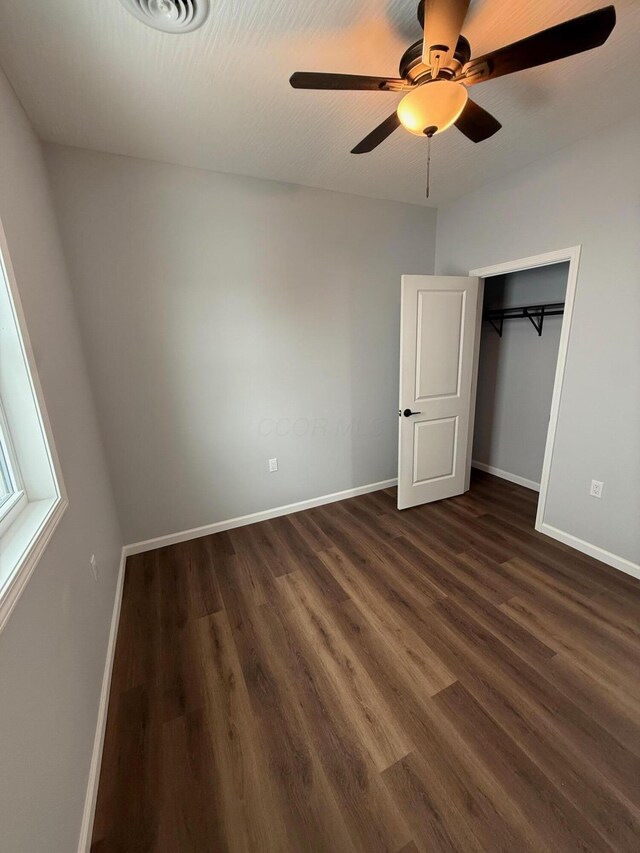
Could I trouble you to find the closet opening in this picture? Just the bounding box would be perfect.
[469,248,580,533]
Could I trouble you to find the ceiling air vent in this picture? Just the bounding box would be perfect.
[119,0,210,33]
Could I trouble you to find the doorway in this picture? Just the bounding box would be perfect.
[470,247,581,532]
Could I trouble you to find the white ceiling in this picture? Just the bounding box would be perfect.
[0,0,638,206]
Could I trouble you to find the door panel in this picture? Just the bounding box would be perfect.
[415,290,464,399]
[413,416,457,483]
[398,275,481,510]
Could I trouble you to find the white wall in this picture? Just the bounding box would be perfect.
[473,264,568,485]
[0,71,122,851]
[437,117,640,567]
[44,145,437,545]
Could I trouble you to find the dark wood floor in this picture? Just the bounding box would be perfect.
[92,472,640,852]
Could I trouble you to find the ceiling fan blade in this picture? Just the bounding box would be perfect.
[455,98,502,142]
[289,72,409,92]
[351,113,401,154]
[460,5,616,85]
[421,0,471,73]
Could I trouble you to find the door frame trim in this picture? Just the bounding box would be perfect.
[470,245,581,533]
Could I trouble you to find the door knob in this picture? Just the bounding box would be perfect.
[402,409,422,417]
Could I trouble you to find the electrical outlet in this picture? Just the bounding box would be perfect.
[590,480,604,499]
[268,457,278,473]
[90,554,99,582]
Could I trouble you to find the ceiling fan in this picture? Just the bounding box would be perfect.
[289,2,617,154]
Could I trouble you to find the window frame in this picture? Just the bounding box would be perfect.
[0,218,67,631]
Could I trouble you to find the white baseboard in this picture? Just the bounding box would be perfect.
[539,523,640,582]
[77,548,127,853]
[471,460,540,493]
[124,478,398,557]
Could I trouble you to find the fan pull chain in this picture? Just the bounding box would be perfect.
[425,131,433,199]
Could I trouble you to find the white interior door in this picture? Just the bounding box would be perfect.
[397,274,482,510]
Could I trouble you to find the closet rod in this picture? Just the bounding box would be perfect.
[484,302,565,338]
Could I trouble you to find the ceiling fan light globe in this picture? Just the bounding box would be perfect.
[397,81,468,136]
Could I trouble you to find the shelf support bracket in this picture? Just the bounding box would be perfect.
[488,316,503,337]
[524,307,544,336]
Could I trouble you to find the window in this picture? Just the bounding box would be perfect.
[0,219,66,630]
[0,400,27,536]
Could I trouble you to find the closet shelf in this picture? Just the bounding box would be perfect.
[484,302,565,338]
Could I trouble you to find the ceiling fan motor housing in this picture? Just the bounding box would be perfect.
[400,35,472,83]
